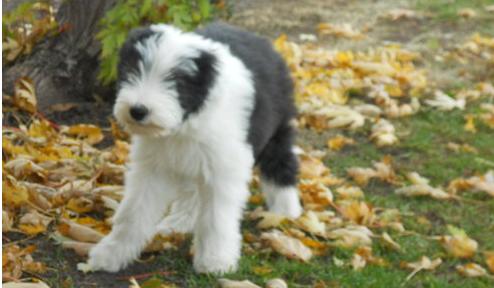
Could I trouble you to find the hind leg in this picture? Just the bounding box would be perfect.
[258,124,302,218]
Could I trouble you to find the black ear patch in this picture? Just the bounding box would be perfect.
[174,51,218,119]
[117,27,157,85]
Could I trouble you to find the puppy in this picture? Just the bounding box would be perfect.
[87,22,303,274]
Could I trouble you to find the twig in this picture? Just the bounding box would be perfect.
[117,270,175,281]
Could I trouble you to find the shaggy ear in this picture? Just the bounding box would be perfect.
[117,27,156,85]
[175,50,218,119]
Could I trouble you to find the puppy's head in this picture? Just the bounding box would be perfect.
[114,25,218,137]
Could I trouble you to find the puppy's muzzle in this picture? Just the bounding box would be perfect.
[129,105,149,122]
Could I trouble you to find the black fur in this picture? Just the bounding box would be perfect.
[196,23,298,187]
[173,51,218,119]
[117,27,156,85]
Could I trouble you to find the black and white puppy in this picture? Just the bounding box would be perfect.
[87,22,302,274]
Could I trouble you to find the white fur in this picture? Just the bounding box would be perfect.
[88,25,301,274]
[261,178,303,218]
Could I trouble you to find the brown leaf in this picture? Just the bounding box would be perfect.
[58,219,104,243]
[13,77,37,114]
[62,240,95,257]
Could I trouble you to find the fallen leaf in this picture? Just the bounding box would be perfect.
[58,219,104,243]
[266,278,288,288]
[484,251,494,273]
[383,8,421,20]
[61,240,95,256]
[335,185,364,199]
[3,281,50,288]
[339,200,374,225]
[18,210,52,235]
[425,90,465,111]
[261,230,313,261]
[317,23,366,40]
[296,210,326,235]
[218,279,261,288]
[13,77,37,114]
[62,124,104,145]
[440,225,478,258]
[458,8,476,18]
[370,119,398,146]
[401,256,442,282]
[327,225,373,248]
[456,263,488,277]
[3,210,13,232]
[255,211,287,229]
[464,115,477,133]
[327,135,355,151]
[381,232,401,251]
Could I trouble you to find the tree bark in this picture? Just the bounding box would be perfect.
[3,0,117,110]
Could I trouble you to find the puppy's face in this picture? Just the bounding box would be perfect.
[114,25,217,137]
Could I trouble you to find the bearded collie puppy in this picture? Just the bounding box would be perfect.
[87,22,302,274]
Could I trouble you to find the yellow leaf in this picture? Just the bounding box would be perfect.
[327,135,355,151]
[261,230,313,261]
[252,266,272,276]
[18,210,52,235]
[464,115,477,133]
[299,154,330,179]
[339,200,374,225]
[13,77,37,114]
[327,225,373,248]
[58,219,104,243]
[67,197,94,214]
[484,251,494,273]
[63,124,104,145]
[440,226,478,258]
[296,210,326,235]
[3,176,29,207]
[456,263,488,277]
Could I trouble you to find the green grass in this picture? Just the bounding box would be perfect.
[415,0,494,20]
[106,102,494,287]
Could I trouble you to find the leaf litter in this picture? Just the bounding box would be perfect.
[3,14,494,287]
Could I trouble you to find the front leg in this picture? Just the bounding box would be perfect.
[193,178,250,274]
[87,167,177,272]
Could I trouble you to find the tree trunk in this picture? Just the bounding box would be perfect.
[3,0,117,111]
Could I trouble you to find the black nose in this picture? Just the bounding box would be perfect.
[129,105,149,121]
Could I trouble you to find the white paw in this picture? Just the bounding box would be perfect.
[193,254,239,274]
[87,240,134,272]
[269,189,303,219]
